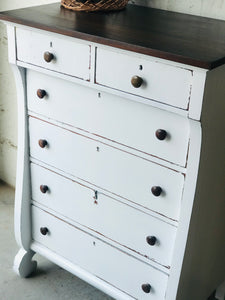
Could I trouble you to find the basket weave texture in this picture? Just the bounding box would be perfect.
[61,0,129,12]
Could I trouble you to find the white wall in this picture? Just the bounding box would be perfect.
[0,22,17,186]
[131,0,225,20]
[0,0,225,186]
[0,0,59,11]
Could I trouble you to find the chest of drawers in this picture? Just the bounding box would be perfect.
[0,4,225,300]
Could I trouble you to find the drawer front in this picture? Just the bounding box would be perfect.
[27,70,190,167]
[96,48,193,109]
[16,28,90,80]
[31,163,177,267]
[29,117,184,221]
[32,206,168,300]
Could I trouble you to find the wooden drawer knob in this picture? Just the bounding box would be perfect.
[38,139,48,148]
[155,129,167,140]
[40,227,49,235]
[37,89,47,99]
[40,185,49,193]
[151,186,162,197]
[44,51,54,63]
[146,236,157,246]
[141,283,151,293]
[131,75,143,88]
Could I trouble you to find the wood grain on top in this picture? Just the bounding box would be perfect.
[1,3,225,69]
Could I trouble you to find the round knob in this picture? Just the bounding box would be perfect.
[141,283,151,293]
[146,236,157,246]
[40,185,49,194]
[37,89,47,99]
[131,75,143,88]
[155,129,167,141]
[151,186,162,197]
[40,227,49,235]
[44,51,54,63]
[38,139,48,148]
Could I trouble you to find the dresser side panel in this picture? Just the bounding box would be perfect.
[176,64,225,300]
[12,65,32,250]
[188,69,207,120]
[166,119,202,300]
[6,24,16,64]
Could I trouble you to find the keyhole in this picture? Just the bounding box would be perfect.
[93,190,98,200]
[139,65,143,70]
[93,190,98,204]
[50,42,53,47]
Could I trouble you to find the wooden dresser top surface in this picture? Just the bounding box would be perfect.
[1,3,225,69]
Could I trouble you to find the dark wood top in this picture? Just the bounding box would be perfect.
[1,3,225,69]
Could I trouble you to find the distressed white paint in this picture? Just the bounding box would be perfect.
[31,241,136,300]
[31,156,180,232]
[96,47,193,110]
[27,69,190,167]
[28,116,185,222]
[130,0,225,20]
[16,38,190,119]
[16,28,91,80]
[30,163,177,268]
[31,206,169,300]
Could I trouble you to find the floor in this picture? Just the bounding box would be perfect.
[0,181,223,300]
[0,181,112,300]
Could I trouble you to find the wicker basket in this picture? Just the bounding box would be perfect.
[61,0,129,12]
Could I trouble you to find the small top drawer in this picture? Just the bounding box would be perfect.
[16,28,90,80]
[95,48,193,109]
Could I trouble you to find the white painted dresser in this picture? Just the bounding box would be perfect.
[0,4,225,300]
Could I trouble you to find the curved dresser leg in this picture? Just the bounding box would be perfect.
[14,248,37,278]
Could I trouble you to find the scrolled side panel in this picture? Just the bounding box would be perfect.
[11,64,32,250]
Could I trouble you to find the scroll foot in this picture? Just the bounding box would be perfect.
[13,248,37,278]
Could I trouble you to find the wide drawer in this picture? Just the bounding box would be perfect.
[16,28,90,80]
[96,47,193,110]
[29,117,184,221]
[27,69,190,167]
[31,163,177,268]
[32,206,168,300]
